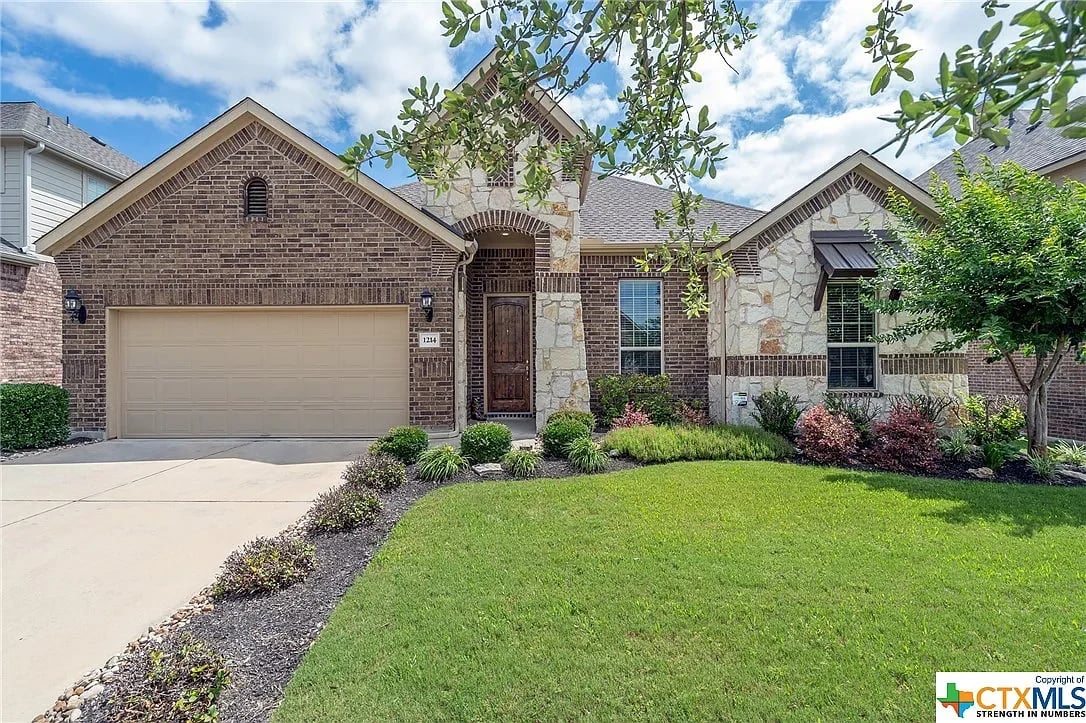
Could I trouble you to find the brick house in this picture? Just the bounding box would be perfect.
[1,102,139,385]
[29,57,1081,440]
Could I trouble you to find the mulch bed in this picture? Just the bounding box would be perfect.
[57,456,641,723]
[1,437,99,462]
[790,455,1086,486]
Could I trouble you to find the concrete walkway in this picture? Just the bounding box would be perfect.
[1,438,369,722]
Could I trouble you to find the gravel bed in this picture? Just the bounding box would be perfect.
[54,456,642,723]
[2,437,99,462]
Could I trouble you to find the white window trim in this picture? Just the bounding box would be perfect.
[1,145,5,194]
[825,280,878,391]
[618,279,664,375]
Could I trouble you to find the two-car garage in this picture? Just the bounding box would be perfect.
[110,307,409,438]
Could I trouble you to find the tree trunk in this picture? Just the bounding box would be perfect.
[1025,382,1048,458]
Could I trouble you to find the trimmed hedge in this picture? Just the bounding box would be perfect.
[372,426,429,464]
[460,421,512,463]
[541,418,592,458]
[0,383,70,450]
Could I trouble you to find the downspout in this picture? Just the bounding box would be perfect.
[24,141,45,251]
[428,239,477,440]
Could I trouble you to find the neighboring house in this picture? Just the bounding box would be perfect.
[916,101,1086,442]
[35,53,968,439]
[1,102,140,384]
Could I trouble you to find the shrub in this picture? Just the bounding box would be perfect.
[305,485,381,534]
[1028,453,1059,482]
[751,387,802,440]
[371,426,428,464]
[954,394,1025,445]
[938,429,977,461]
[595,373,676,425]
[121,633,229,723]
[0,383,70,450]
[417,445,467,482]
[823,393,878,445]
[610,402,653,430]
[546,409,596,432]
[567,436,609,473]
[795,405,860,465]
[675,400,710,426]
[863,405,940,473]
[601,424,794,463]
[501,449,542,478]
[342,453,407,491]
[212,534,315,599]
[459,421,513,463]
[981,441,1019,472]
[1051,440,1086,467]
[541,418,592,457]
[896,393,956,426]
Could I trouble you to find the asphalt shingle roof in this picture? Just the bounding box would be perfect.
[916,98,1086,194]
[0,101,141,178]
[394,175,764,244]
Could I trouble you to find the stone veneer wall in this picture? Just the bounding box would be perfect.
[1,260,62,384]
[421,141,590,428]
[580,254,709,410]
[723,184,968,425]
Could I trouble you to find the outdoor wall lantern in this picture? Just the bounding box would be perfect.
[888,288,902,301]
[420,289,434,322]
[64,289,87,324]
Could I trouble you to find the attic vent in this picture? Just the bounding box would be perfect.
[245,178,268,217]
[89,136,107,146]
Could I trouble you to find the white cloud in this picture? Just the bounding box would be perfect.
[1,0,461,141]
[560,83,619,127]
[3,55,190,124]
[701,101,955,209]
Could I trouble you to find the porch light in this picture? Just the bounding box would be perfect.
[64,289,87,324]
[420,289,434,322]
[888,288,902,301]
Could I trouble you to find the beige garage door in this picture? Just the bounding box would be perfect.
[114,307,409,438]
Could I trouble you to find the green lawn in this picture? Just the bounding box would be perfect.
[275,462,1086,722]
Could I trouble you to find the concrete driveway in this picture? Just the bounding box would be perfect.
[1,438,368,722]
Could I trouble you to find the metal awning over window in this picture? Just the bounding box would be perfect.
[812,231,890,310]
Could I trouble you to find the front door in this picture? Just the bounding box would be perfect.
[486,296,531,413]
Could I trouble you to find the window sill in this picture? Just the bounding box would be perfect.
[244,215,268,223]
[825,389,883,398]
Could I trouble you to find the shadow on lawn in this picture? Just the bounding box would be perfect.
[824,471,1086,538]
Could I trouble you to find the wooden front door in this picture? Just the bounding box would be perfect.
[486,296,531,412]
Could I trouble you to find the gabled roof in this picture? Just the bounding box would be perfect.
[916,98,1086,195]
[431,47,583,141]
[393,174,764,248]
[37,98,467,257]
[0,101,141,179]
[719,150,939,254]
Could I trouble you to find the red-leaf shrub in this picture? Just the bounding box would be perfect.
[676,400,710,426]
[795,405,859,464]
[864,404,940,472]
[610,402,653,430]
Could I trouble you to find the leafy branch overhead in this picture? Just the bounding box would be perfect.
[339,0,757,317]
[865,0,1086,154]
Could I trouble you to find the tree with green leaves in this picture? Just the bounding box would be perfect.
[867,159,1086,457]
[865,0,1086,154]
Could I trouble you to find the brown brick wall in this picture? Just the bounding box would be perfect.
[967,343,1086,442]
[465,247,534,414]
[580,254,708,406]
[1,261,62,385]
[54,121,458,433]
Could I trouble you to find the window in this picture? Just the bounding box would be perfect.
[619,279,662,376]
[84,175,110,204]
[826,282,876,389]
[245,178,268,217]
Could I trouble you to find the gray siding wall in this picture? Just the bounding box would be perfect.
[29,151,83,243]
[0,141,25,244]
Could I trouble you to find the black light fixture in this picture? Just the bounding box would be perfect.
[888,288,902,301]
[420,288,434,322]
[64,289,87,324]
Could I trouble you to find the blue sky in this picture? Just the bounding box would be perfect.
[0,1,1030,209]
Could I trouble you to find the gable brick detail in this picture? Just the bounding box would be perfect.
[56,123,458,433]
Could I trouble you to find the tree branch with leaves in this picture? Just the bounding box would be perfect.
[865,158,1086,456]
